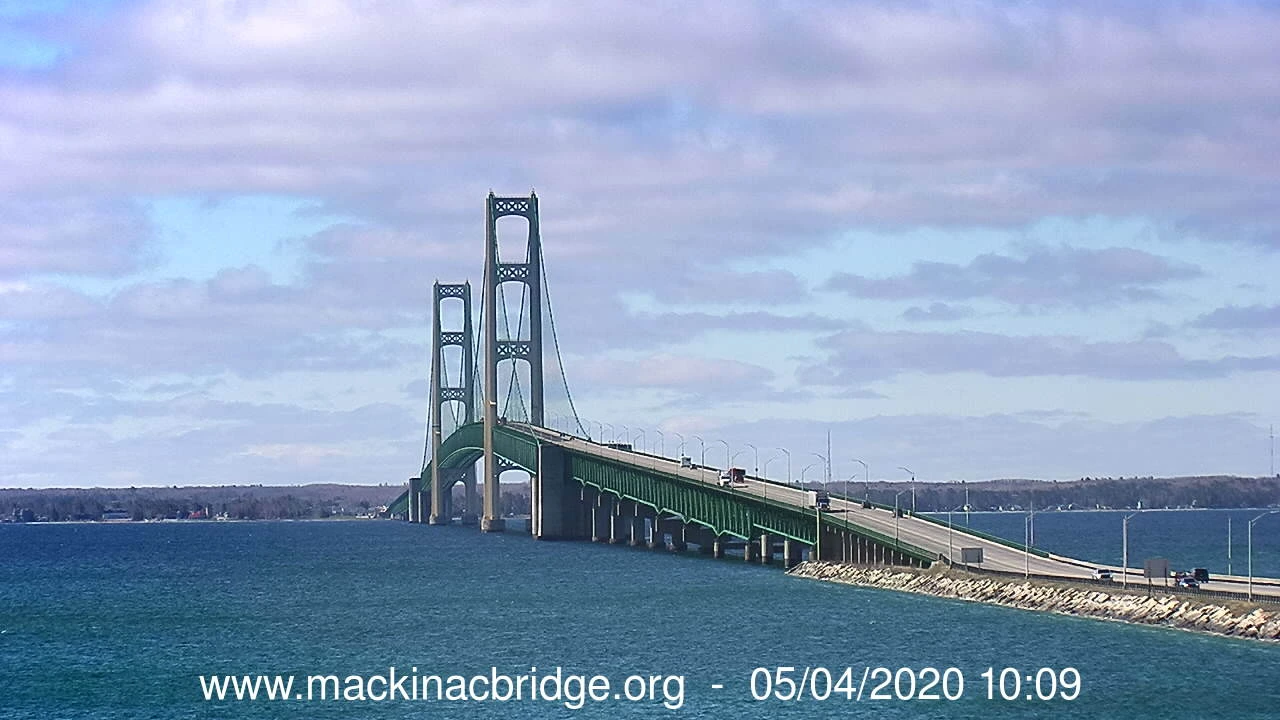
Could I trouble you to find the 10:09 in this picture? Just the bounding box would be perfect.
[979,667,1081,701]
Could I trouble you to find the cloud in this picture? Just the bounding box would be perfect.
[826,246,1201,308]
[802,328,1280,384]
[0,0,1277,245]
[901,302,973,323]
[1193,304,1280,331]
[700,412,1271,481]
[0,195,153,277]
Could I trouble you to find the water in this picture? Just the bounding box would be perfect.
[2,515,1278,719]
[927,508,1280,577]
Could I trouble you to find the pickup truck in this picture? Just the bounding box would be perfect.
[718,467,748,487]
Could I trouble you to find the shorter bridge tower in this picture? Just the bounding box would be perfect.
[429,281,477,525]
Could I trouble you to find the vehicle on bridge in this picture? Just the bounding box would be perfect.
[718,468,747,487]
[1092,568,1113,581]
[680,456,692,468]
[811,490,831,511]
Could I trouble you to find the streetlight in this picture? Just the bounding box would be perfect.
[763,452,781,479]
[1249,511,1280,601]
[800,462,819,485]
[893,490,909,546]
[1122,512,1140,590]
[672,432,685,459]
[745,443,759,477]
[602,423,614,444]
[810,452,830,496]
[654,428,664,457]
[620,425,629,449]
[713,439,730,470]
[633,428,645,453]
[852,458,869,502]
[946,504,966,565]
[591,420,603,443]
[693,435,706,465]
[775,447,791,486]
[1024,513,1032,579]
[898,466,916,514]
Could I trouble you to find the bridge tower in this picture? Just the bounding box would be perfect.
[428,281,476,525]
[482,192,544,532]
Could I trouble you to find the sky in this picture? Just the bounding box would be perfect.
[2,0,1280,489]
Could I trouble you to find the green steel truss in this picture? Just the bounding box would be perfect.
[400,423,934,564]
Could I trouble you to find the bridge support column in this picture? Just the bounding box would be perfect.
[759,533,773,565]
[783,539,799,569]
[533,444,586,540]
[459,468,478,525]
[591,492,611,542]
[712,536,725,559]
[671,522,688,553]
[629,516,645,547]
[649,517,666,550]
[744,538,759,563]
[609,500,629,544]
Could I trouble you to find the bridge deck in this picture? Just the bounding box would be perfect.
[515,423,1280,598]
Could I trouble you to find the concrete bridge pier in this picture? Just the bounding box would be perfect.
[670,521,689,553]
[759,533,773,565]
[609,499,630,544]
[712,536,726,559]
[694,527,714,554]
[648,516,666,550]
[459,468,478,525]
[743,539,759,563]
[628,510,646,547]
[783,539,800,568]
[591,492,612,542]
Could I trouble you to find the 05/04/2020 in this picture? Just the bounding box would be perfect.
[748,666,1081,702]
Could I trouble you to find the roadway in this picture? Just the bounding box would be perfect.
[514,423,1280,598]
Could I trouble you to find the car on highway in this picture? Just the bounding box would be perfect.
[1092,568,1113,581]
[1176,577,1200,589]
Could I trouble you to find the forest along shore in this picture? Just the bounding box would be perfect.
[788,562,1280,642]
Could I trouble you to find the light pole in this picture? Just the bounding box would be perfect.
[602,423,614,444]
[633,428,645,453]
[764,452,781,479]
[1122,512,1139,590]
[592,420,603,443]
[744,443,759,477]
[853,458,869,502]
[1024,513,1032,579]
[893,490,908,546]
[898,466,915,514]
[672,432,685,459]
[620,425,629,448]
[1249,510,1280,601]
[694,435,706,465]
[775,447,791,486]
[713,439,730,470]
[946,504,966,565]
[811,452,830,496]
[800,462,818,486]
[654,428,664,457]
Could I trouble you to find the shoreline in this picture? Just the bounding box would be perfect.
[787,561,1280,642]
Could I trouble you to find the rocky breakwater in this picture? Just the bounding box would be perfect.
[788,562,1280,641]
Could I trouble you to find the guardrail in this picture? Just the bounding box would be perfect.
[950,563,1280,605]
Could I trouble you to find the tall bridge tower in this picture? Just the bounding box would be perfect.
[482,192,544,532]
[428,281,476,525]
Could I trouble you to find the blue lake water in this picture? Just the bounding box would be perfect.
[1,512,1278,719]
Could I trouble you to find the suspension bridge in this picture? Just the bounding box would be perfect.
[385,192,1280,594]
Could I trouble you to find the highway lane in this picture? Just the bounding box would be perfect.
[514,424,1280,597]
